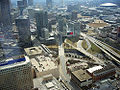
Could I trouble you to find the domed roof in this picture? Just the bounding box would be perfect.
[100,3,117,7]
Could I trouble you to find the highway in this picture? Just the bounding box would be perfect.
[85,38,91,51]
[65,39,105,65]
[80,33,120,65]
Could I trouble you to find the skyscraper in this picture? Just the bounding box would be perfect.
[35,9,48,37]
[58,16,67,35]
[15,16,32,48]
[67,22,75,36]
[0,56,33,90]
[0,0,11,27]
[23,0,27,7]
[61,0,64,7]
[28,0,33,6]
[17,0,25,15]
[41,28,49,39]
[46,0,52,9]
[71,11,78,20]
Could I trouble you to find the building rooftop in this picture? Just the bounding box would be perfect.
[0,56,30,70]
[88,20,109,28]
[33,74,65,90]
[68,62,88,72]
[24,46,42,56]
[100,3,117,7]
[16,15,29,19]
[31,57,57,72]
[87,66,103,74]
[72,69,92,82]
[94,65,115,75]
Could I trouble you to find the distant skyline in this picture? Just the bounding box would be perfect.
[11,0,120,6]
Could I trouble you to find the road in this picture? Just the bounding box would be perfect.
[80,33,120,64]
[85,38,91,51]
[65,39,105,65]
[77,40,83,49]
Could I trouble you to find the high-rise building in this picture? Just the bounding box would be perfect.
[27,8,35,19]
[46,0,52,9]
[0,56,33,90]
[15,15,32,48]
[23,0,27,7]
[58,16,67,35]
[17,0,25,15]
[41,28,49,39]
[35,9,48,37]
[61,0,64,7]
[67,22,75,36]
[0,0,11,27]
[28,0,33,6]
[71,11,78,20]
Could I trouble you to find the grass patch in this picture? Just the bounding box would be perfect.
[47,44,75,49]
[66,39,77,47]
[47,45,58,49]
[63,43,74,49]
[68,36,79,43]
[82,40,88,50]
[87,41,102,54]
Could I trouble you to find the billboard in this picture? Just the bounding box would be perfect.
[0,35,4,41]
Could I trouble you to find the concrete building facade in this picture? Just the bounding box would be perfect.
[46,0,52,10]
[41,28,49,39]
[87,65,116,81]
[71,69,92,87]
[35,10,48,38]
[0,0,11,27]
[25,46,59,78]
[0,56,33,90]
[15,15,32,48]
[28,0,33,6]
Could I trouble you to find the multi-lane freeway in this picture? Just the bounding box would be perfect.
[80,33,120,65]
[65,39,105,65]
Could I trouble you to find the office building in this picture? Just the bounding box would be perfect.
[23,0,27,7]
[74,21,81,35]
[17,0,25,15]
[33,74,65,90]
[35,9,48,37]
[48,18,57,32]
[17,0,28,15]
[27,7,35,19]
[0,0,11,26]
[71,69,92,87]
[24,46,59,78]
[61,0,64,7]
[46,0,52,9]
[28,0,33,6]
[87,65,116,81]
[0,56,33,90]
[58,16,67,35]
[41,28,49,39]
[15,15,32,48]
[67,22,75,36]
[71,11,78,20]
